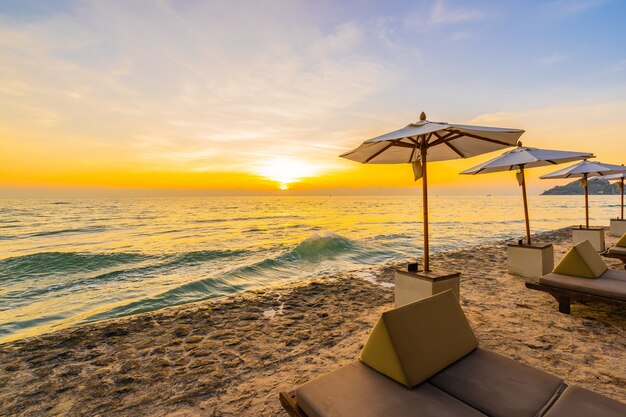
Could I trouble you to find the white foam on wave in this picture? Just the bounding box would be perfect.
[355,271,394,288]
[262,309,276,318]
[263,295,285,319]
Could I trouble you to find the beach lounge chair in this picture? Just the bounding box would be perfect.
[603,232,626,267]
[279,290,625,417]
[525,240,626,314]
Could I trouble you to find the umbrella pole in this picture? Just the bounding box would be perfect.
[584,175,589,228]
[421,146,430,272]
[620,177,624,220]
[520,166,531,245]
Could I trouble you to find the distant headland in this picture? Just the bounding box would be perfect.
[542,179,619,195]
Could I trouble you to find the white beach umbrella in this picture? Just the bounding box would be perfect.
[340,112,524,271]
[590,171,626,220]
[461,144,592,245]
[540,161,626,228]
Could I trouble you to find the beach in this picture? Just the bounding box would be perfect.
[4,2,626,416]
[1,227,625,416]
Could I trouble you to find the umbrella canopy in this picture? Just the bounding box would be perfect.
[540,160,626,179]
[341,117,525,165]
[590,171,626,220]
[541,161,626,227]
[340,112,525,271]
[461,145,592,245]
[460,146,592,175]
[590,172,626,181]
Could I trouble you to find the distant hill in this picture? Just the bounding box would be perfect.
[542,179,619,195]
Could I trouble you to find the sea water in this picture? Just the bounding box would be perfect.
[0,195,621,342]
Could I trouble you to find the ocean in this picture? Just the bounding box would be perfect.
[0,195,621,343]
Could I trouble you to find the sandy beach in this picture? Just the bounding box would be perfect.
[1,227,624,417]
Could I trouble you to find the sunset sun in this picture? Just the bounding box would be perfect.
[256,157,320,189]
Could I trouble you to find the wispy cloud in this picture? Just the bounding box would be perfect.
[0,1,398,179]
[321,22,362,53]
[543,0,612,16]
[604,59,626,73]
[448,31,472,41]
[399,0,490,39]
[469,101,626,158]
[1,0,625,193]
[429,0,487,24]
[537,52,567,66]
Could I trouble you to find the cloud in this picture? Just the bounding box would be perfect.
[371,16,421,57]
[0,1,398,181]
[468,101,626,162]
[2,0,623,194]
[604,59,626,74]
[543,0,612,16]
[448,31,472,41]
[537,52,567,66]
[322,22,362,53]
[399,0,490,37]
[429,0,487,24]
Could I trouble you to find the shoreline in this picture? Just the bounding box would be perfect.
[1,227,625,416]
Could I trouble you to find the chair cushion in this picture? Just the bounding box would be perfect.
[576,240,608,276]
[429,348,564,417]
[295,361,488,417]
[553,240,607,278]
[607,246,626,256]
[543,386,626,417]
[539,271,626,301]
[359,290,478,388]
[616,232,626,247]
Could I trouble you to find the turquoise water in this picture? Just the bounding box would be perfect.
[0,195,621,342]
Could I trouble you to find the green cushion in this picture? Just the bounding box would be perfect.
[616,232,626,248]
[360,290,478,388]
[553,240,607,279]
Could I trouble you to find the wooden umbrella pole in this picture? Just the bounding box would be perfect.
[421,145,430,272]
[620,177,624,220]
[520,166,531,245]
[584,175,589,228]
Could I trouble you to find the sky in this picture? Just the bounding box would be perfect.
[1,0,625,197]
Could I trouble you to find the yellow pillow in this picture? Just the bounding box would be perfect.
[553,240,607,279]
[616,232,626,248]
[360,290,478,388]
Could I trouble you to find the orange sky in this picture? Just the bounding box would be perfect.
[1,1,625,197]
[2,101,625,196]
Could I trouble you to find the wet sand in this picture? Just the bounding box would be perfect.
[1,228,624,416]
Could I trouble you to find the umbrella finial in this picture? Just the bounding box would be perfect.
[516,140,523,147]
[419,112,427,121]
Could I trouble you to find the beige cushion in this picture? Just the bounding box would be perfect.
[616,232,626,248]
[429,348,564,417]
[540,270,626,301]
[576,240,608,277]
[607,246,626,256]
[360,290,478,388]
[553,240,607,279]
[543,386,626,417]
[295,361,488,417]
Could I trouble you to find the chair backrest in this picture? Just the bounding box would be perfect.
[553,240,607,279]
[360,290,478,388]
